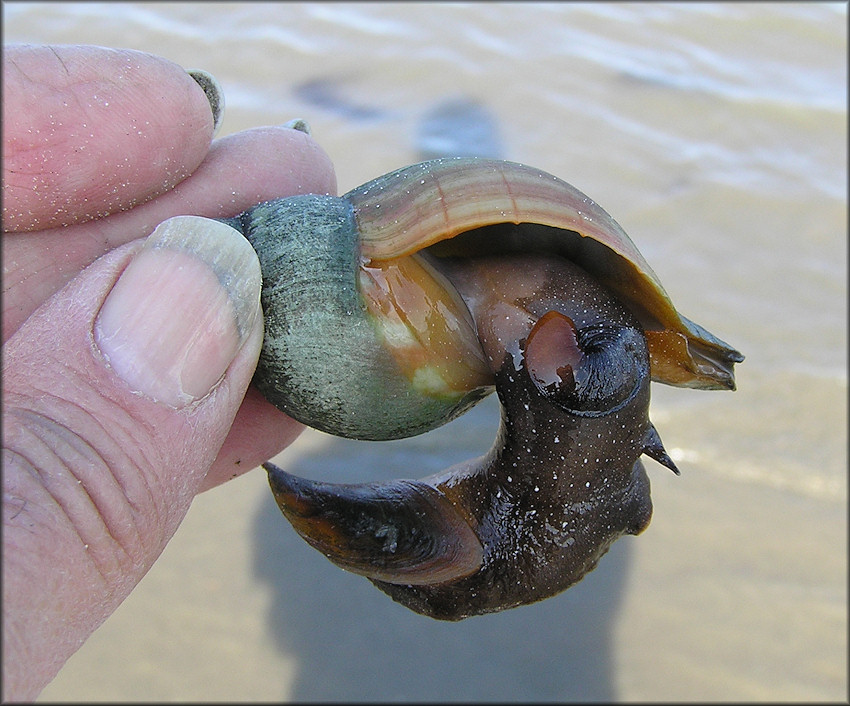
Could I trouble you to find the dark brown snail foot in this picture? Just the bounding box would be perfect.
[264,253,681,620]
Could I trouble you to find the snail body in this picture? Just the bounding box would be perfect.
[222,157,743,619]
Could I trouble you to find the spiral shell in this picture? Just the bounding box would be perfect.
[232,157,741,441]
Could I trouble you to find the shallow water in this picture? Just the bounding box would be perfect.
[4,2,847,701]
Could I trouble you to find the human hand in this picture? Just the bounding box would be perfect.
[2,44,336,700]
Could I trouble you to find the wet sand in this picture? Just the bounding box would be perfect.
[3,2,845,701]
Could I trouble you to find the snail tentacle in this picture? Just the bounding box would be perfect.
[642,423,681,475]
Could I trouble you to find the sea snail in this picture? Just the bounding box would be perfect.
[221,157,743,620]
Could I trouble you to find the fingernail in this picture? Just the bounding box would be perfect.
[95,216,261,408]
[187,69,224,136]
[282,118,312,135]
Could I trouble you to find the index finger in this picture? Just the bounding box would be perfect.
[2,44,218,232]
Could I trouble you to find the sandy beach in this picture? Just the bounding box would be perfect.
[3,2,845,701]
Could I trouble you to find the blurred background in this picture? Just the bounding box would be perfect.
[4,2,846,701]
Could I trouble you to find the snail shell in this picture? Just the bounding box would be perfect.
[230,158,741,442]
[222,157,743,619]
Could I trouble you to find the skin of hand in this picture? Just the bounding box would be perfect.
[2,44,337,700]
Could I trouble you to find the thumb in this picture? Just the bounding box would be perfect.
[2,216,262,699]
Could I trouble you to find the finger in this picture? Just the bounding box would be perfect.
[2,125,337,343]
[2,216,261,699]
[2,44,218,232]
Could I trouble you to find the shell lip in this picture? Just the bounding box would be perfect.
[344,157,742,392]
